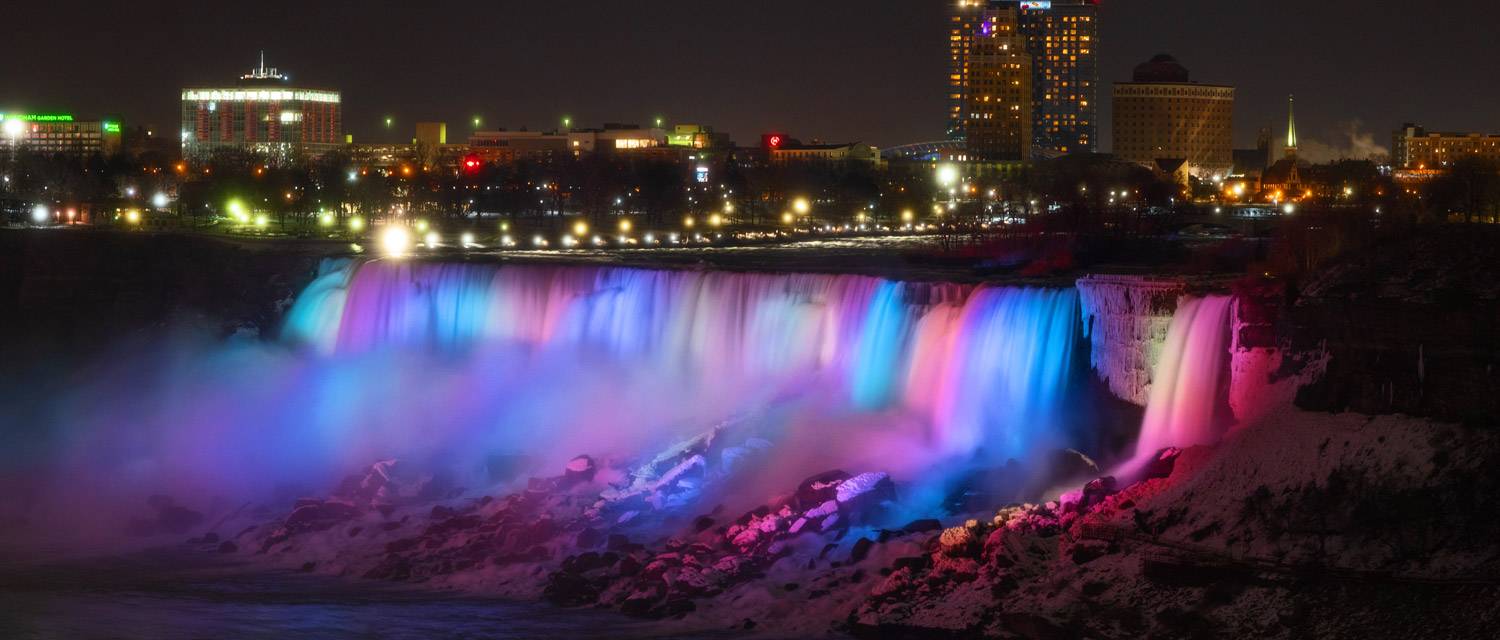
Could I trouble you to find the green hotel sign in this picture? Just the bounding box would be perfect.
[104,121,121,133]
[0,113,75,122]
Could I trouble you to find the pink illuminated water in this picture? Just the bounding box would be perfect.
[284,260,1083,462]
[1130,295,1234,466]
[2,259,1247,549]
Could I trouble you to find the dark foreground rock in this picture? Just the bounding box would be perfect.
[198,411,1500,638]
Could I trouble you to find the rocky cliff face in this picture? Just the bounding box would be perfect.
[1290,228,1500,426]
[1076,275,1186,407]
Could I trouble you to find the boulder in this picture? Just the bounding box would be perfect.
[333,459,400,507]
[848,537,876,564]
[1142,447,1182,481]
[285,500,360,531]
[1076,476,1118,512]
[836,472,897,522]
[794,470,853,510]
[562,455,597,487]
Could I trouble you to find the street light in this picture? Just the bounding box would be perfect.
[935,164,959,188]
[380,225,412,258]
[792,197,810,215]
[152,192,169,208]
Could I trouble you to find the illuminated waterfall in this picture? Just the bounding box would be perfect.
[3,260,1251,547]
[1130,295,1234,465]
[283,260,1083,459]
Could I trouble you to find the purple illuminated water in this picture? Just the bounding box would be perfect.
[2,258,1238,556]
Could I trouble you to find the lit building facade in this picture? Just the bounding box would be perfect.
[180,57,341,164]
[964,4,1032,162]
[1392,124,1500,171]
[468,130,570,164]
[764,136,880,164]
[950,1,1097,156]
[948,1,990,141]
[576,123,668,154]
[1112,55,1234,179]
[468,123,673,163]
[667,124,731,150]
[1018,0,1099,156]
[0,113,121,156]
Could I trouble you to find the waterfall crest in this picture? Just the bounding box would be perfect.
[284,260,1085,460]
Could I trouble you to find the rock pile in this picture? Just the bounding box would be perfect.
[545,469,897,618]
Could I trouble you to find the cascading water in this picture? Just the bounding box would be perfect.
[1128,295,1235,468]
[6,257,1220,550]
[283,260,1085,462]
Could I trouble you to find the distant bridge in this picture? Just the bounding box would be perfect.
[881,140,962,161]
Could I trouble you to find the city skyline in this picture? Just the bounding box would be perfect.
[0,0,1495,158]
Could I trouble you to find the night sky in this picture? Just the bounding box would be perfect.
[2,0,1493,159]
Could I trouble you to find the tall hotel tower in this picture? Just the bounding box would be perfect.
[949,1,1099,157]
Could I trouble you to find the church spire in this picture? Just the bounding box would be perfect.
[1283,94,1301,190]
[1286,95,1298,154]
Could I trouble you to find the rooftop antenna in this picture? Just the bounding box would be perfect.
[241,51,285,81]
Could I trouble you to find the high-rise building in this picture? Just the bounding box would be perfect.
[948,1,991,141]
[0,113,122,157]
[1112,54,1234,179]
[179,54,342,164]
[949,1,1098,156]
[963,5,1032,162]
[1018,0,1099,156]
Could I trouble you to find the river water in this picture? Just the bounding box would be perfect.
[0,549,737,640]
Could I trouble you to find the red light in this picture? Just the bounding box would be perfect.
[770,135,782,148]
